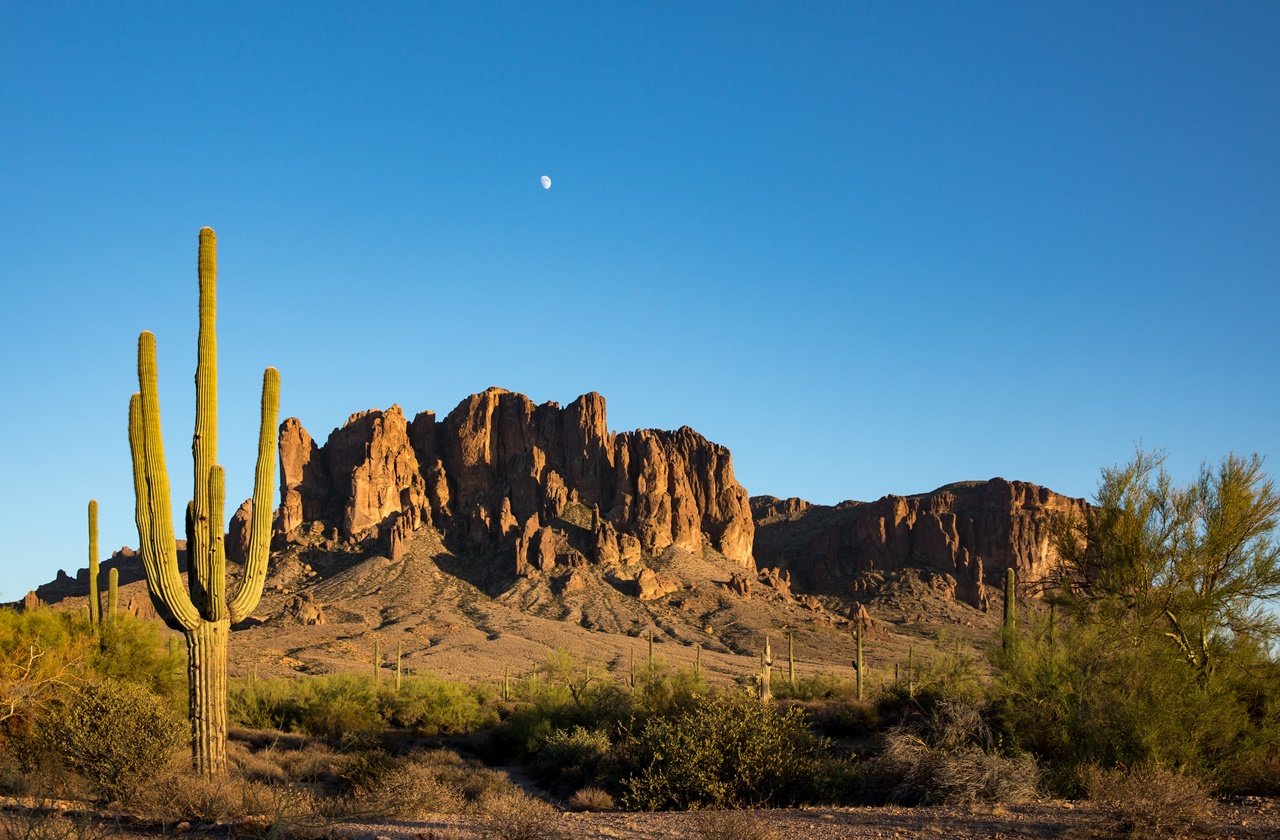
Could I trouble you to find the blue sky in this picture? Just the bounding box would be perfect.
[1,3,1277,600]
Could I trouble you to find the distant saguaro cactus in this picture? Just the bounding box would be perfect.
[759,634,773,701]
[128,227,279,777]
[854,621,864,701]
[787,630,795,690]
[1003,567,1017,651]
[88,500,101,628]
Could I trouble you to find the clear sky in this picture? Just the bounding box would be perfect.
[1,3,1277,601]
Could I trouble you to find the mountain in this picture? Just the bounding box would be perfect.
[753,479,1088,610]
[21,388,1087,685]
[274,386,753,577]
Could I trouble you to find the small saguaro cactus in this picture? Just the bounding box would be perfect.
[127,227,280,777]
[107,568,119,621]
[907,643,915,698]
[787,629,796,690]
[629,647,636,690]
[854,621,864,702]
[88,500,101,628]
[647,629,655,674]
[1003,567,1017,650]
[373,639,382,684]
[395,642,403,693]
[759,634,773,701]
[694,643,702,678]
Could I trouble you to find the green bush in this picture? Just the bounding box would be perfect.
[388,673,498,735]
[772,672,859,702]
[34,678,184,801]
[993,612,1268,794]
[617,692,826,810]
[530,725,613,793]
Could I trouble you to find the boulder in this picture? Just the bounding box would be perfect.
[636,567,681,601]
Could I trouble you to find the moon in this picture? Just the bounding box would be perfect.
[540,175,552,190]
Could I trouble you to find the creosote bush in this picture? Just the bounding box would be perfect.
[34,678,184,801]
[1083,764,1217,840]
[618,691,827,810]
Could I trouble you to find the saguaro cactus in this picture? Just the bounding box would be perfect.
[854,621,864,702]
[107,568,118,620]
[88,500,101,627]
[787,630,795,690]
[759,634,773,701]
[128,227,279,777]
[1003,567,1017,651]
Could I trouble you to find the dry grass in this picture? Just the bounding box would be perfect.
[567,786,615,812]
[0,807,118,840]
[127,772,319,824]
[473,790,569,840]
[691,810,783,840]
[1083,765,1217,839]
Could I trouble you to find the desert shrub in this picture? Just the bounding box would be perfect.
[865,698,1038,806]
[351,757,468,818]
[387,673,498,735]
[298,674,384,738]
[128,772,320,828]
[89,615,184,705]
[993,612,1269,794]
[791,698,879,740]
[0,804,119,840]
[691,810,783,840]
[0,609,183,738]
[228,677,308,732]
[530,725,614,793]
[772,672,859,702]
[229,674,385,739]
[1083,764,1217,839]
[633,666,708,717]
[493,676,632,762]
[473,789,569,840]
[32,678,183,801]
[567,786,615,812]
[617,691,826,810]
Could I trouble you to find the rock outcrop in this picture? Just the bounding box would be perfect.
[274,388,756,576]
[752,479,1087,607]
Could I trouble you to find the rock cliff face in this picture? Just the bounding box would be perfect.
[752,479,1087,608]
[274,388,755,572]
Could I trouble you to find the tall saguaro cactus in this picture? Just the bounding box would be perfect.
[88,500,101,627]
[128,227,279,777]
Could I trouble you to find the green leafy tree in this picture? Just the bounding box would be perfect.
[1049,450,1280,681]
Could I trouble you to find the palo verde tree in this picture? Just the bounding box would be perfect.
[1049,449,1280,682]
[128,227,279,776]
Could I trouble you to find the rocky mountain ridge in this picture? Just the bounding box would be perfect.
[752,479,1088,610]
[274,388,755,582]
